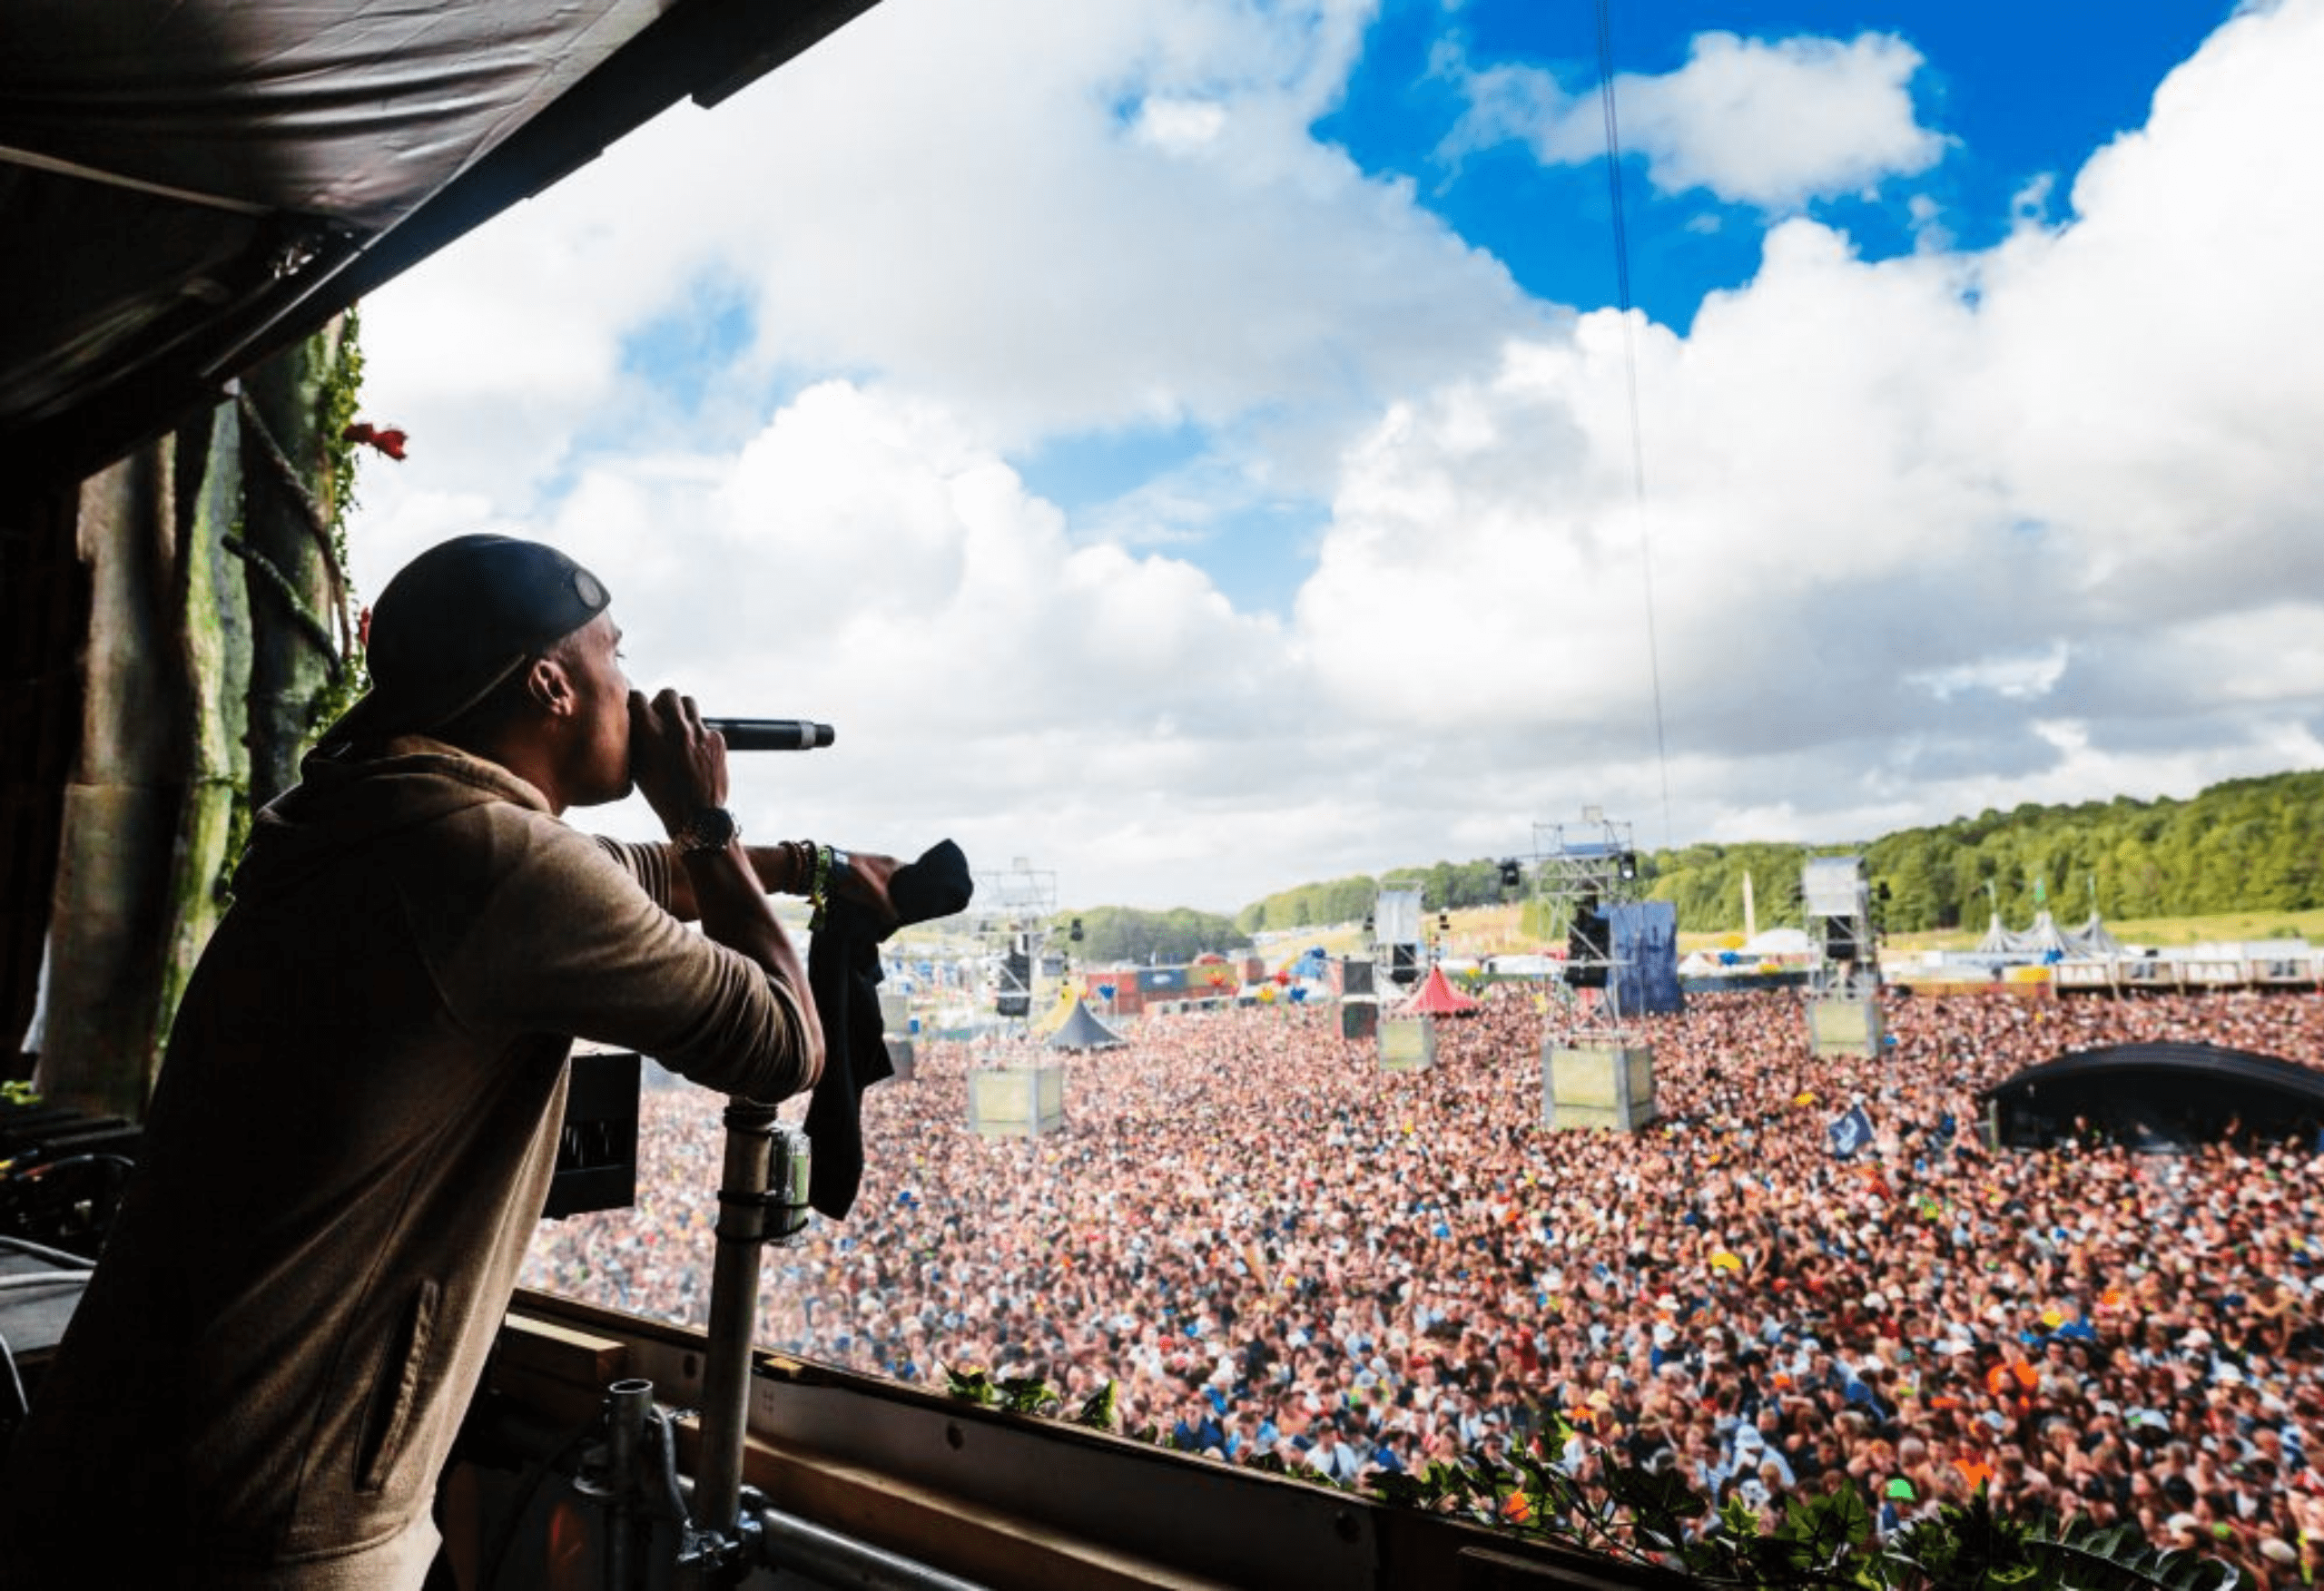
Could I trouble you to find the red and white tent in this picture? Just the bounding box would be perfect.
[1399,964,1480,1016]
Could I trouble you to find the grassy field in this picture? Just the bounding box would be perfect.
[1878,905,2324,955]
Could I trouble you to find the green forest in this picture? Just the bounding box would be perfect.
[1236,861,1509,935]
[1059,905,1249,966]
[1216,769,2324,937]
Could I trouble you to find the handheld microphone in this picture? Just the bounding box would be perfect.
[703,718,835,751]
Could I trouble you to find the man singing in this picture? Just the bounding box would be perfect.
[0,534,892,1587]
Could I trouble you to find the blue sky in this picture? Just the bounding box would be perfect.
[1326,1,2233,326]
[1007,0,2239,616]
[346,0,2324,912]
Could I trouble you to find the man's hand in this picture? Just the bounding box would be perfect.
[628,688,816,1062]
[629,688,729,837]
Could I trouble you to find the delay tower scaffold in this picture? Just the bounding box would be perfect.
[1529,809,1658,1132]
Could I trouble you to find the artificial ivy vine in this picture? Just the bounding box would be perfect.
[210,311,372,907]
[310,306,372,732]
[940,1372,2238,1591]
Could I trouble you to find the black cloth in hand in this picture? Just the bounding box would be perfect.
[803,839,972,1217]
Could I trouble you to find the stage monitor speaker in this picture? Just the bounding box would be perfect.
[999,945,1031,1014]
[1563,908,1609,988]
[547,1050,641,1217]
[1825,919,1861,963]
[1388,945,1418,986]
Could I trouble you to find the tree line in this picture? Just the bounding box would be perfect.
[1855,770,2324,930]
[1160,769,2324,939]
[1053,905,1250,967]
[1236,859,1512,936]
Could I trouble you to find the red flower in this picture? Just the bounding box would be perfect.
[342,422,409,460]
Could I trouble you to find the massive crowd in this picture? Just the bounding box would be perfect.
[523,986,2324,1583]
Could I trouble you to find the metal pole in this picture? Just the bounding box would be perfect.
[604,1378,653,1591]
[754,1503,994,1591]
[657,1467,996,1591]
[0,1235,96,1269]
[690,1096,780,1571]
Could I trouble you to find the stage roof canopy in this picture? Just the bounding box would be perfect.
[0,0,881,486]
[1980,1041,2324,1151]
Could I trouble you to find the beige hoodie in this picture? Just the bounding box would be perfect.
[0,737,814,1587]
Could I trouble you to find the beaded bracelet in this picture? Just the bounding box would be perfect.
[779,838,812,895]
[808,840,833,930]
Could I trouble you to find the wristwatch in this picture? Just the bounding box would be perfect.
[828,846,852,878]
[673,806,740,854]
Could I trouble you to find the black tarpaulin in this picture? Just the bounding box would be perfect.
[0,0,881,485]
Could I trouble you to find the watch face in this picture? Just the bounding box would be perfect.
[685,807,737,850]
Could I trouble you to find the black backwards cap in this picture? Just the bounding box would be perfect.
[320,534,610,748]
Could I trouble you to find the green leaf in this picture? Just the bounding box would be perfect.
[1761,1484,1875,1580]
[2024,1513,2240,1591]
[1368,1471,1436,1509]
[998,1374,1056,1415]
[1718,1490,1762,1541]
[940,1363,998,1406]
[1603,1460,1709,1534]
[1457,1455,1514,1505]
[1073,1380,1118,1430]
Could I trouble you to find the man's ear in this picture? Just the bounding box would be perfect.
[525,654,576,719]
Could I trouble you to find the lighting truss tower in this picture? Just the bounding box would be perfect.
[1372,879,1426,987]
[970,857,1059,1027]
[1802,852,1882,1056]
[1531,809,1658,1132]
[1531,809,1644,1044]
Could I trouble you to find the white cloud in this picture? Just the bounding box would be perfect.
[1132,97,1230,153]
[345,0,2324,911]
[1907,643,2071,703]
[353,0,1529,509]
[1294,0,2324,866]
[1443,30,1947,210]
[479,380,1308,896]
